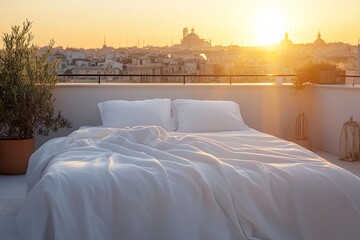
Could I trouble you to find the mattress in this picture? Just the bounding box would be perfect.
[17,126,360,240]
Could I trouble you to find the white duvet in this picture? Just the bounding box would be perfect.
[17,126,360,240]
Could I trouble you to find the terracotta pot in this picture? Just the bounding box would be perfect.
[0,138,35,175]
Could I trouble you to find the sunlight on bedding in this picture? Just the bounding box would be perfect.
[57,161,88,168]
[17,126,360,240]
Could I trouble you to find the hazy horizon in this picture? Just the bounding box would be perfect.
[1,0,360,48]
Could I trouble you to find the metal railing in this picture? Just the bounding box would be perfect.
[57,74,297,84]
[57,73,360,85]
[343,74,360,86]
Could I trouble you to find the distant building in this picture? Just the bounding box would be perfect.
[174,27,211,49]
[71,51,86,60]
[68,65,121,82]
[314,32,326,46]
[124,56,162,75]
[279,32,293,47]
[73,58,91,67]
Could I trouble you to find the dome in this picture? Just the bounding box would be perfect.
[179,27,211,48]
[314,32,326,46]
[183,33,201,42]
[280,32,292,46]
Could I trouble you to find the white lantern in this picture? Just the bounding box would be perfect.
[295,111,308,140]
[339,116,360,162]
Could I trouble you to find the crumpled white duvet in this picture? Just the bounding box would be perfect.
[17,126,360,240]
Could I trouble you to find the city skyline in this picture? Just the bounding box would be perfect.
[1,0,360,48]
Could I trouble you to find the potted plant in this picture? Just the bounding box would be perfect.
[293,62,345,91]
[0,20,71,174]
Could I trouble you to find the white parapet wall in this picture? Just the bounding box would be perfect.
[35,83,360,156]
[309,84,360,156]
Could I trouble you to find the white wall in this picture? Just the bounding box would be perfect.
[309,85,360,155]
[36,83,312,148]
[37,83,360,156]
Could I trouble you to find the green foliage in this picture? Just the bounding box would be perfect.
[293,62,339,91]
[0,20,71,139]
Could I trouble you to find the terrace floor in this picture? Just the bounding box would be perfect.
[0,150,360,240]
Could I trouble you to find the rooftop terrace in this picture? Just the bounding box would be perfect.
[2,75,360,239]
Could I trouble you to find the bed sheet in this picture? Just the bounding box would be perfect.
[17,126,360,240]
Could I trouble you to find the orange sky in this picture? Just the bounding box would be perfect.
[1,0,360,48]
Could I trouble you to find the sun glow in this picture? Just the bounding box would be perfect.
[2,0,360,47]
[252,8,286,46]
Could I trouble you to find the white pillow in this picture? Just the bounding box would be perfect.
[173,99,247,132]
[98,99,176,131]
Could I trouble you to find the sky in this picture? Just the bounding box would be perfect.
[1,0,360,48]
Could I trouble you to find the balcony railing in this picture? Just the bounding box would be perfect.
[57,74,297,84]
[57,73,360,85]
[344,74,360,86]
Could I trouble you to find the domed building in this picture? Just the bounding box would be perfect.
[313,32,326,46]
[279,32,293,47]
[179,27,211,49]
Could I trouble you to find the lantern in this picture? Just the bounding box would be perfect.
[339,116,360,162]
[295,111,308,140]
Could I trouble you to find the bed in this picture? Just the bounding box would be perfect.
[17,99,360,240]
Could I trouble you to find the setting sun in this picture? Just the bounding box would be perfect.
[252,8,286,46]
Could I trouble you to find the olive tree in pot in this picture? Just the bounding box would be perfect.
[0,20,71,174]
